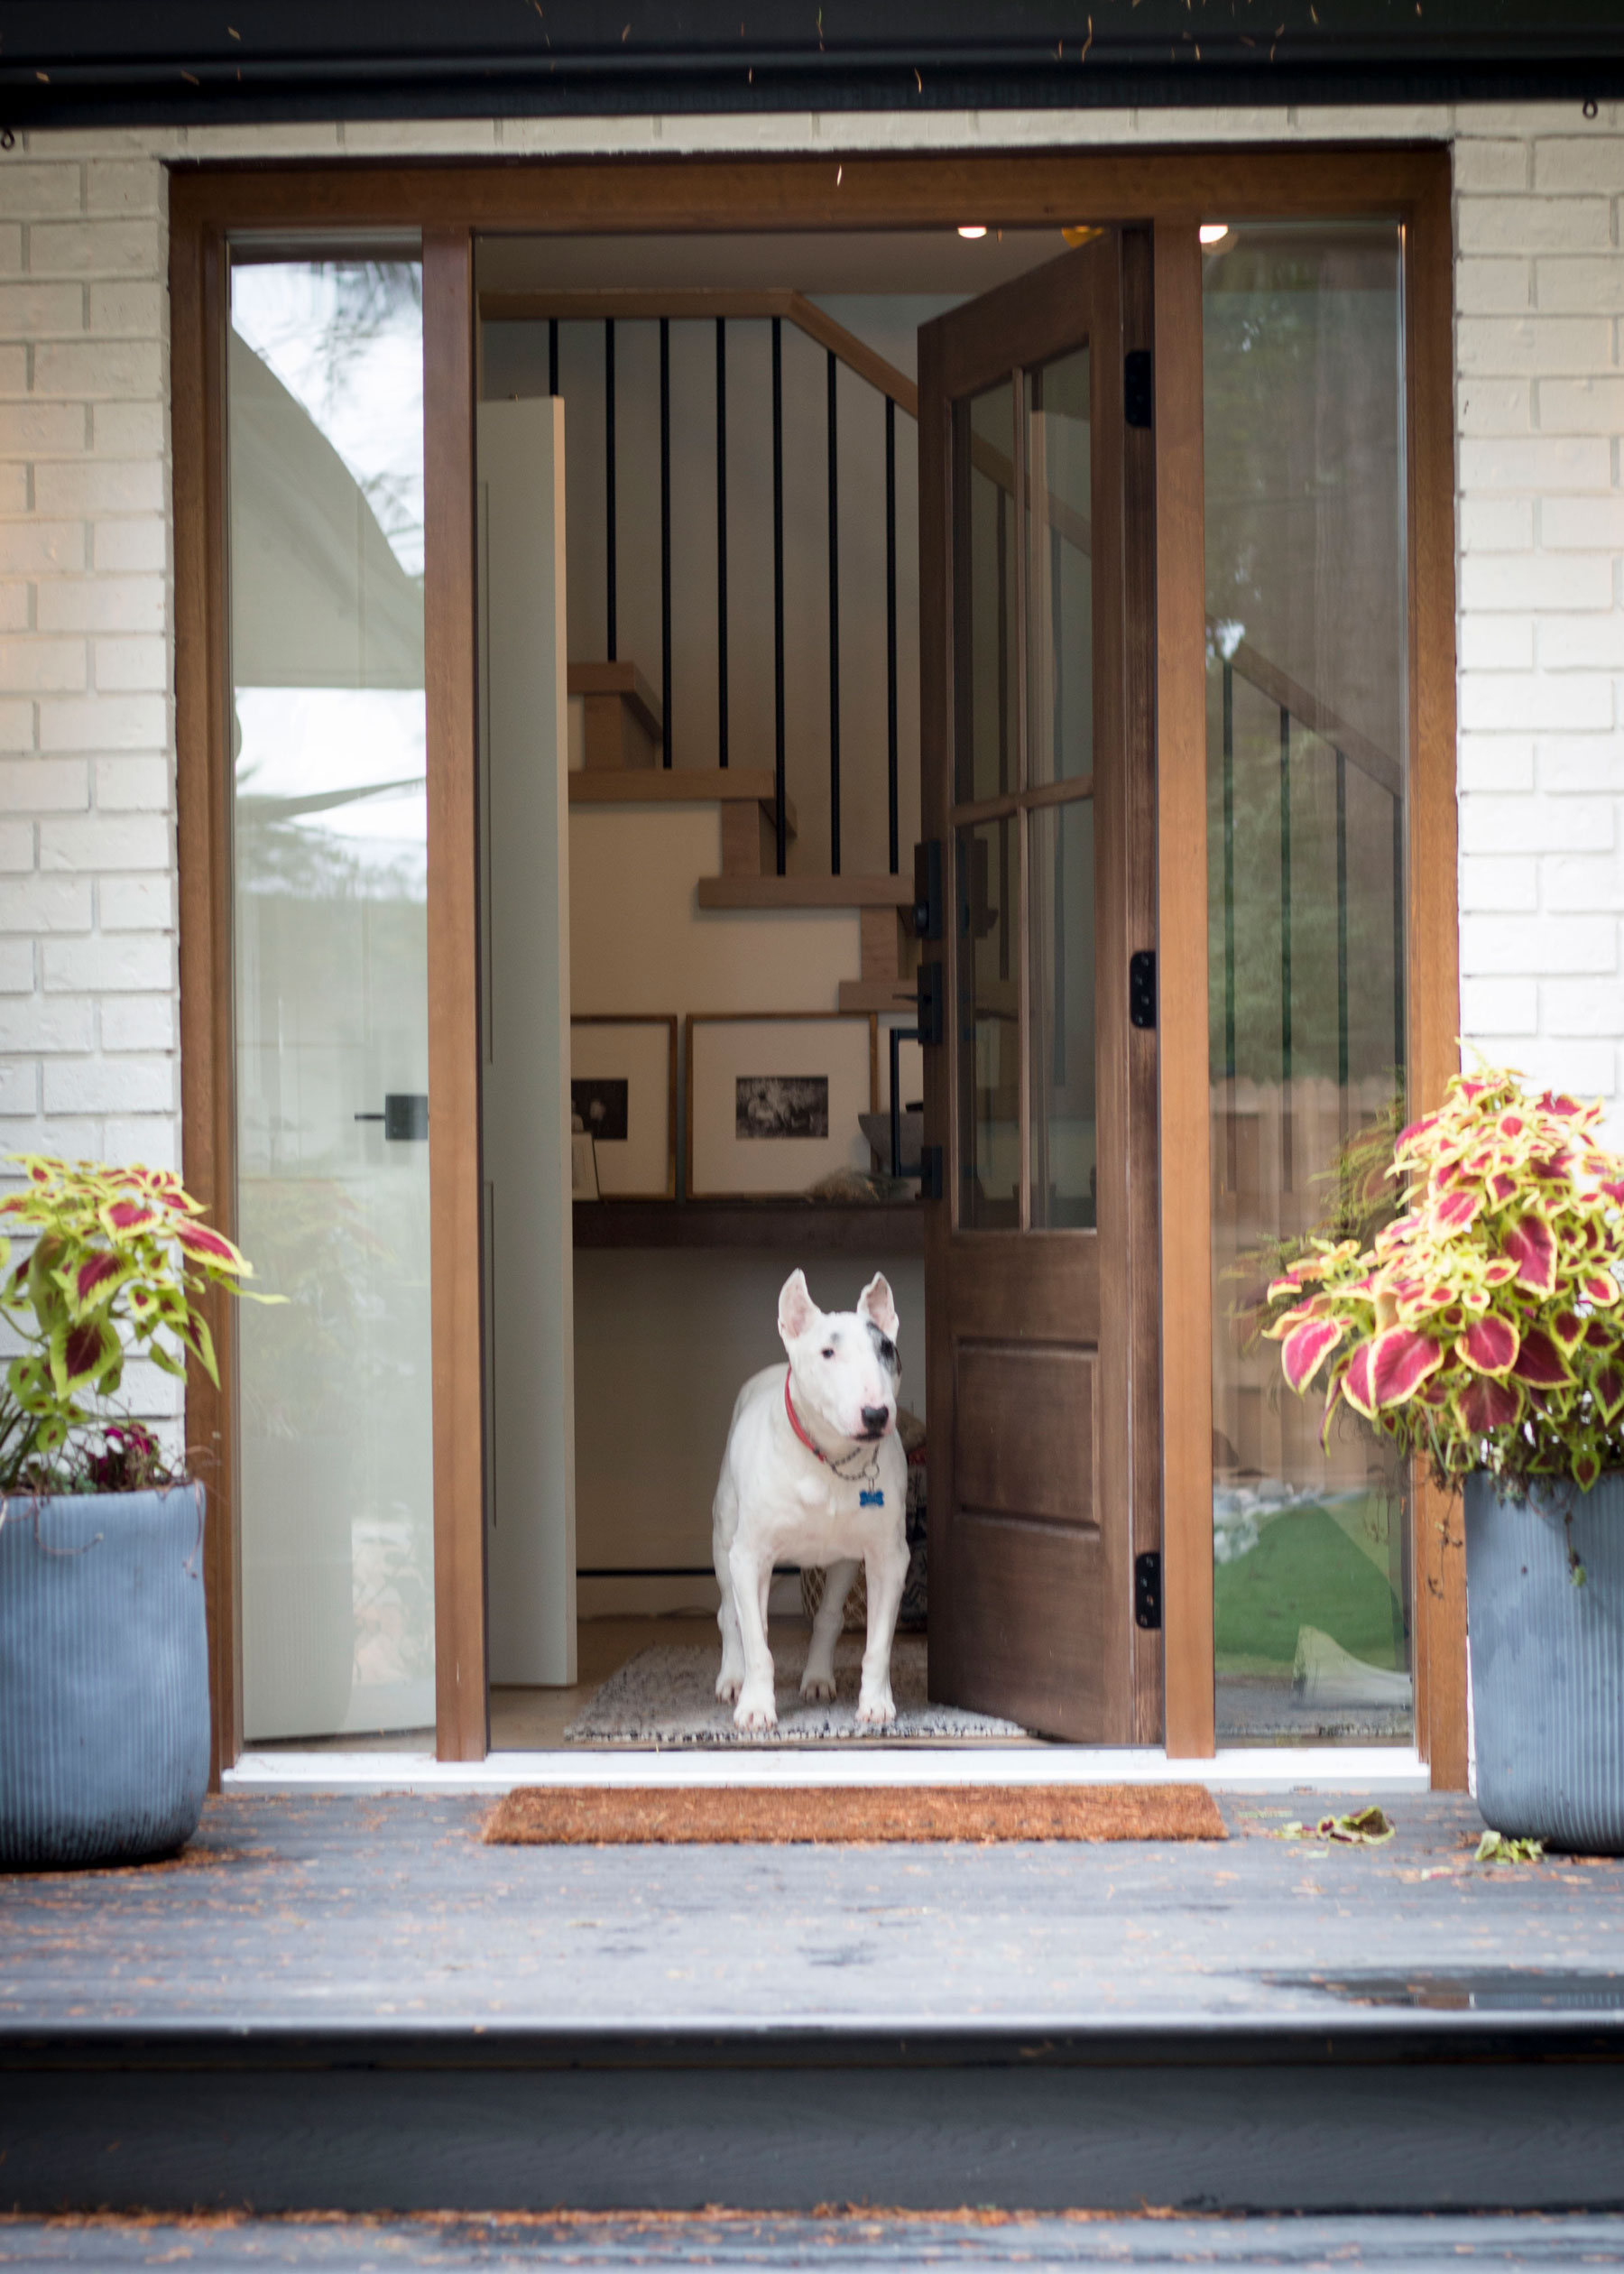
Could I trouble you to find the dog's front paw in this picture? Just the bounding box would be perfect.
[855,1688,896,1728]
[715,1668,743,1704]
[734,1686,779,1731]
[799,1668,837,1703]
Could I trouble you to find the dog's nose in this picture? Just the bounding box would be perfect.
[861,1406,890,1436]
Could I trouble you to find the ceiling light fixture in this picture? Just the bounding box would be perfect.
[1199,223,1231,246]
[958,224,988,239]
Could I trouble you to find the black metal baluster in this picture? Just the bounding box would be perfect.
[885,395,899,874]
[604,318,616,663]
[1222,658,1236,1193]
[772,315,786,877]
[549,318,558,397]
[1279,704,1293,1194]
[715,318,728,771]
[826,349,841,876]
[660,316,671,770]
[1335,749,1350,1121]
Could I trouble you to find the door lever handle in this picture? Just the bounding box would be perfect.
[355,1094,429,1141]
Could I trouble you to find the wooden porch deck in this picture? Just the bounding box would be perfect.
[4,1789,1624,2216]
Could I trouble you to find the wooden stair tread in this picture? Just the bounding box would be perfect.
[567,661,662,741]
[568,768,796,833]
[838,976,921,1013]
[698,874,913,911]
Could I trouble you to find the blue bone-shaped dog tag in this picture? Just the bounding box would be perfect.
[860,1488,884,1507]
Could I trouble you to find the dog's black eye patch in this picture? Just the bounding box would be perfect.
[868,1324,898,1373]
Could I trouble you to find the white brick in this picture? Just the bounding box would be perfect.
[1536,257,1624,314]
[37,576,163,633]
[1457,105,1613,136]
[0,589,28,634]
[1543,979,1624,1035]
[1539,616,1624,670]
[1460,795,1615,856]
[90,401,163,458]
[1458,673,1615,732]
[93,754,169,810]
[101,1117,178,1174]
[1458,976,1540,1037]
[1537,377,1624,433]
[1459,553,1613,612]
[1455,258,1531,315]
[1540,495,1624,549]
[93,636,167,693]
[0,282,84,339]
[1461,912,1619,974]
[0,702,43,753]
[1457,314,1615,374]
[87,282,163,338]
[0,875,91,933]
[90,520,165,573]
[1453,141,1531,193]
[39,813,171,872]
[97,874,172,931]
[1458,736,1536,793]
[32,457,164,516]
[1533,140,1624,193]
[1459,854,1539,911]
[1458,199,1612,254]
[0,519,85,572]
[1540,737,1624,792]
[42,1055,173,1115]
[39,694,167,752]
[41,931,169,991]
[0,1062,38,1115]
[1460,615,1534,671]
[99,992,174,1051]
[0,165,83,217]
[32,338,161,400]
[1507,1038,1623,1099]
[0,758,88,812]
[0,401,86,454]
[1543,851,1624,911]
[27,219,161,278]
[0,821,33,870]
[0,938,33,991]
[1459,496,1535,551]
[1460,436,1611,491]
[1457,378,1533,436]
[0,637,84,693]
[2,1114,100,1159]
[84,162,161,216]
[0,994,92,1051]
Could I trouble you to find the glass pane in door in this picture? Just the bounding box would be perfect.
[955,816,1020,1228]
[1029,796,1097,1229]
[1204,221,1409,1744]
[228,260,435,1742]
[1025,347,1093,790]
[953,381,1019,805]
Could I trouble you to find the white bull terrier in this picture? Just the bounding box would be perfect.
[712,1269,909,1731]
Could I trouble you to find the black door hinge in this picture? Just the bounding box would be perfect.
[1134,1551,1162,1630]
[1124,348,1153,430]
[1129,949,1157,1030]
[913,837,944,942]
[918,1144,944,1202]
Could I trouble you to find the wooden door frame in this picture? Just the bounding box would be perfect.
[170,142,1459,1782]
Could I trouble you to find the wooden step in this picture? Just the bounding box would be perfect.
[567,767,793,823]
[838,976,921,1014]
[697,874,914,911]
[567,661,663,769]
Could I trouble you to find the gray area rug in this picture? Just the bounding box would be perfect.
[565,1633,1027,1746]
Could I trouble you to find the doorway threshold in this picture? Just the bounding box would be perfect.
[224,1742,1429,1796]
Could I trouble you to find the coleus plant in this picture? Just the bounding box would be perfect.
[1267,1070,1624,1493]
[0,1155,267,1488]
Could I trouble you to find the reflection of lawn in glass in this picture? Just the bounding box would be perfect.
[1214,1500,1406,1677]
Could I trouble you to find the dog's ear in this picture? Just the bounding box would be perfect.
[778,1268,817,1345]
[857,1272,899,1340]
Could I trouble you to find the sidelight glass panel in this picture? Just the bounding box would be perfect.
[956,816,1020,1228]
[1204,222,1410,1744]
[1025,347,1093,790]
[954,380,1019,805]
[228,258,435,1743]
[1029,797,1098,1229]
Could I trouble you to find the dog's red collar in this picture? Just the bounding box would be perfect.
[783,1373,828,1464]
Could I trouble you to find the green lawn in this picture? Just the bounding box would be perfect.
[1213,1501,1407,1676]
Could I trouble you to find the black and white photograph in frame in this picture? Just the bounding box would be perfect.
[687,1013,878,1198]
[568,1016,678,1199]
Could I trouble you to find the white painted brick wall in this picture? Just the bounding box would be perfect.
[0,93,1618,1270]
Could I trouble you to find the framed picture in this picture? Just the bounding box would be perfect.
[570,1131,600,1200]
[569,1016,678,1199]
[687,1013,879,1198]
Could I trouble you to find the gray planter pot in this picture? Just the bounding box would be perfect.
[0,1484,211,1871]
[1465,1468,1624,1853]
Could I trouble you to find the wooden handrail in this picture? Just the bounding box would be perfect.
[1213,626,1401,800]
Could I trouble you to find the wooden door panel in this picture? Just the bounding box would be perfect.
[944,1232,1099,1343]
[943,1515,1122,1737]
[955,1343,1096,1529]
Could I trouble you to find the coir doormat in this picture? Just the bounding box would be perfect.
[483,1784,1227,1846]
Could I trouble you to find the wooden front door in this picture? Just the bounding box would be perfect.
[919,229,1159,1743]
